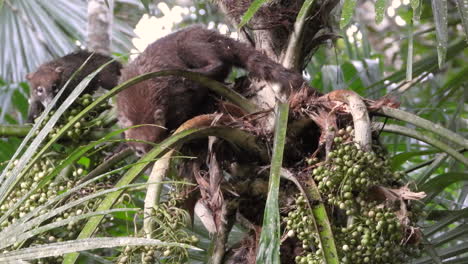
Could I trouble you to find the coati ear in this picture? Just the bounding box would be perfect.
[55,67,64,73]
[153,109,166,126]
[26,73,33,80]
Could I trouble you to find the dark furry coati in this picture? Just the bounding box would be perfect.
[117,25,309,156]
[26,50,122,122]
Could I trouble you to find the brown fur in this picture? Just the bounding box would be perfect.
[117,25,309,155]
[26,50,122,122]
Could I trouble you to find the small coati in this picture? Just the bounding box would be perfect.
[26,50,122,122]
[117,25,309,156]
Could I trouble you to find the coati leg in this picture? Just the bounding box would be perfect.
[178,43,231,80]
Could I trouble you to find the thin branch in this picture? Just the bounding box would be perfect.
[0,124,32,137]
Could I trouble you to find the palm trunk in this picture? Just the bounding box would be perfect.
[87,0,113,55]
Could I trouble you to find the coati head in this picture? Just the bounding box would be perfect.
[123,126,164,156]
[26,65,64,122]
[119,109,167,157]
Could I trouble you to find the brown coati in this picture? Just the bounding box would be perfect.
[26,50,122,122]
[117,25,311,156]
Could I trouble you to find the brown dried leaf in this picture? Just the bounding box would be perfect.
[392,185,427,200]
[218,101,248,118]
[405,226,423,245]
[289,86,310,110]
[371,185,426,202]
[367,96,400,111]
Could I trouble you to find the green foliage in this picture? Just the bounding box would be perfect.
[340,0,357,29]
[1,0,468,263]
[238,0,268,28]
[341,62,365,95]
[375,0,387,24]
[0,0,139,83]
[256,103,289,264]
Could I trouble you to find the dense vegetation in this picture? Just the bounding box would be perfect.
[0,0,466,263]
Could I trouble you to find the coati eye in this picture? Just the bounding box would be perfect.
[52,83,59,93]
[135,148,145,157]
[36,86,44,96]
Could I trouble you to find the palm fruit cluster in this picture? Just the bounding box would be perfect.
[0,157,62,229]
[0,151,119,264]
[285,194,323,264]
[0,157,110,230]
[117,191,198,264]
[33,94,110,142]
[284,126,423,264]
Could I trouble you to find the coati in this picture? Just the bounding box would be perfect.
[117,25,309,156]
[26,50,122,122]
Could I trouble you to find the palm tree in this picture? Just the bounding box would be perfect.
[0,0,467,263]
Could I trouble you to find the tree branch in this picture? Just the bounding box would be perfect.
[0,125,32,138]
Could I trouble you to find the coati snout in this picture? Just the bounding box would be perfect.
[124,126,164,157]
[26,51,122,122]
[119,109,167,156]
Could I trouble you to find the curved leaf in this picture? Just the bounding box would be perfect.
[391,149,439,170]
[375,0,387,24]
[421,172,468,202]
[340,0,357,29]
[256,103,289,264]
[377,123,468,167]
[424,207,468,236]
[415,243,468,264]
[238,0,267,28]
[377,106,468,149]
[1,208,138,250]
[431,224,468,247]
